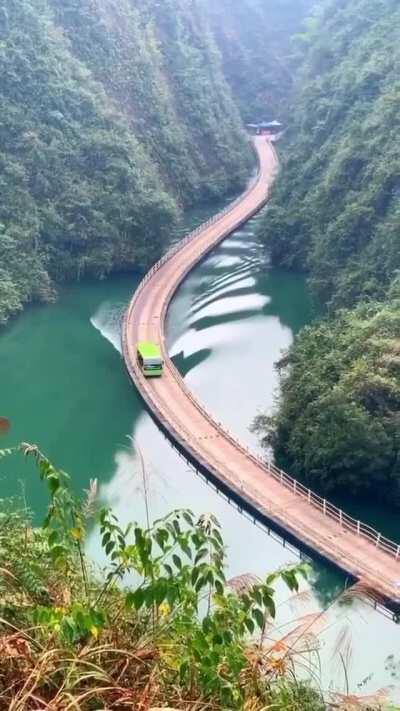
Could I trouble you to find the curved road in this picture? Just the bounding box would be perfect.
[123,136,400,612]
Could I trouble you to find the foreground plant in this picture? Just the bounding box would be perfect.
[3,444,389,709]
[0,444,323,708]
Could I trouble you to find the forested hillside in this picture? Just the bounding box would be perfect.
[256,0,400,504]
[0,0,251,325]
[203,0,315,121]
[253,285,400,501]
[260,0,400,309]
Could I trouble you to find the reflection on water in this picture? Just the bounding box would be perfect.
[1,206,400,699]
[88,218,399,701]
[167,213,309,449]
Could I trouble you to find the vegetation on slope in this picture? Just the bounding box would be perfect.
[255,0,400,503]
[260,0,400,310]
[0,444,328,709]
[203,0,315,122]
[50,0,252,206]
[253,290,400,501]
[0,0,252,326]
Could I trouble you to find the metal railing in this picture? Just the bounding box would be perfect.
[122,138,400,570]
[162,353,400,561]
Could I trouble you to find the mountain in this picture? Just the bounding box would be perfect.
[259,0,400,309]
[203,0,315,122]
[0,0,252,324]
[255,0,400,504]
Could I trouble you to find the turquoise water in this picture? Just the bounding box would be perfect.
[1,206,400,700]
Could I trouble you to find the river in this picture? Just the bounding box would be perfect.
[1,204,400,701]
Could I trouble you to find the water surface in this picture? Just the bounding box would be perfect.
[1,208,400,700]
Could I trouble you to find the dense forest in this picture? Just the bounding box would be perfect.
[0,0,252,325]
[260,0,400,309]
[254,289,400,500]
[203,0,315,121]
[256,0,400,503]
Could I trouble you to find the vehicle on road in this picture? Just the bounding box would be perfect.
[136,341,164,377]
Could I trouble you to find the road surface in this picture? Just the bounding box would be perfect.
[123,136,400,613]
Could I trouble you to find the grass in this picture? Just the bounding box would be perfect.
[0,444,395,710]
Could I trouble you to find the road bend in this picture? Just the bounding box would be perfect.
[123,136,400,613]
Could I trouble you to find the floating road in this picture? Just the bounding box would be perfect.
[123,136,400,613]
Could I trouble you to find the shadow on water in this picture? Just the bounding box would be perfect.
[171,348,212,377]
[191,308,265,332]
[190,285,256,316]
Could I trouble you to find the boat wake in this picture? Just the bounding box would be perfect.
[90,302,125,354]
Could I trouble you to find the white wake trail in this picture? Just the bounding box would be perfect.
[90,301,125,354]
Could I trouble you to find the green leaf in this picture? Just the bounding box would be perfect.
[215,579,224,596]
[47,473,60,495]
[172,554,182,570]
[126,588,144,610]
[144,587,155,607]
[202,616,212,634]
[252,588,262,606]
[206,569,214,585]
[263,593,276,619]
[223,630,232,644]
[101,532,111,547]
[252,607,265,629]
[105,541,115,556]
[266,572,278,585]
[244,617,255,634]
[281,570,299,593]
[154,580,167,605]
[212,633,223,645]
[155,528,169,551]
[194,548,208,564]
[164,563,173,577]
[172,519,181,535]
[195,576,206,593]
[182,511,194,526]
[48,530,59,546]
[178,539,192,559]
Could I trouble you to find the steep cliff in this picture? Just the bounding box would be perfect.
[255,0,400,503]
[203,0,315,121]
[0,0,251,324]
[260,0,400,309]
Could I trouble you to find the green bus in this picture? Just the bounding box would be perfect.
[136,341,164,377]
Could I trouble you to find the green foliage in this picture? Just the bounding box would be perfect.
[259,0,400,310]
[203,0,316,121]
[253,298,400,501]
[0,444,315,708]
[0,0,252,325]
[50,0,252,205]
[254,0,400,504]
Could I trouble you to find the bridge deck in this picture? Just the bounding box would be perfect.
[123,136,400,611]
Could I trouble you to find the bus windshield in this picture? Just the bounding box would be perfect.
[136,341,164,377]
